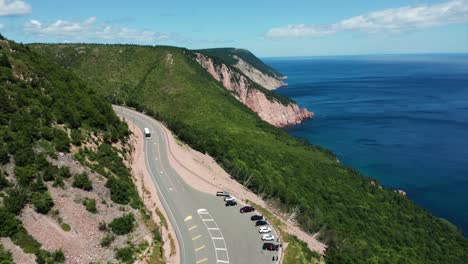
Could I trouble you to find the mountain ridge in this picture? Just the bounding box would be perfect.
[29,42,468,263]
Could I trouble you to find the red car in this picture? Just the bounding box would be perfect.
[262,243,279,251]
[240,206,255,213]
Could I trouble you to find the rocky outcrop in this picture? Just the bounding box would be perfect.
[233,56,287,90]
[195,53,312,127]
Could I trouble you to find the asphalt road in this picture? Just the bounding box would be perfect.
[114,106,279,264]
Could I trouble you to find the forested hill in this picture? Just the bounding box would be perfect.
[31,43,468,263]
[0,36,161,263]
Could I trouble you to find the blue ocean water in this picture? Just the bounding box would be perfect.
[264,54,468,233]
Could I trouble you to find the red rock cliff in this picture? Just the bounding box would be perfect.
[195,53,313,127]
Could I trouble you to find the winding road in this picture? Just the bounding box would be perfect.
[113,106,278,264]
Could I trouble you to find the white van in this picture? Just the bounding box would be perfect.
[144,127,151,139]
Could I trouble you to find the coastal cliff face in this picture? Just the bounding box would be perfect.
[195,53,312,127]
[233,55,287,90]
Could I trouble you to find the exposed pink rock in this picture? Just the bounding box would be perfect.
[195,53,313,127]
[396,189,407,196]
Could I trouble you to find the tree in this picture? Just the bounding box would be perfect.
[72,173,92,191]
[109,214,135,235]
[31,192,54,214]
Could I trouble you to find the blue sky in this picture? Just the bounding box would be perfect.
[0,0,467,57]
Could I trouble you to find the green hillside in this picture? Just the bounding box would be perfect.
[31,43,468,263]
[0,37,161,263]
[196,48,285,78]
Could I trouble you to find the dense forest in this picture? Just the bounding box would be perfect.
[31,43,468,263]
[0,36,160,263]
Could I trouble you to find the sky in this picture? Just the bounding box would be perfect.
[0,0,467,57]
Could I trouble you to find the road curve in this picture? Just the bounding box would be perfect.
[113,106,278,264]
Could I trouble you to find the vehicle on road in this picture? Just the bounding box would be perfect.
[262,234,275,241]
[216,191,230,197]
[144,127,151,139]
[251,215,263,221]
[225,200,237,206]
[240,206,255,213]
[258,226,271,233]
[255,220,268,226]
[224,196,236,202]
[262,243,279,251]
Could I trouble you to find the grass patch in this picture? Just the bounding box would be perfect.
[60,223,71,232]
[155,207,168,230]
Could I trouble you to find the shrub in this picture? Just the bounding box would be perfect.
[105,176,130,204]
[0,207,21,237]
[83,198,97,213]
[60,223,71,232]
[31,191,54,214]
[98,221,107,231]
[43,164,59,182]
[115,246,134,264]
[70,129,82,146]
[72,173,92,191]
[109,213,135,235]
[58,166,71,179]
[0,243,14,264]
[0,173,9,189]
[100,234,115,247]
[4,187,28,214]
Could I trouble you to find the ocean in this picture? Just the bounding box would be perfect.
[264,54,468,234]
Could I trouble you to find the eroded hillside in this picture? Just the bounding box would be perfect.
[0,37,165,264]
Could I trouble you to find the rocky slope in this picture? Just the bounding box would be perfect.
[195,52,312,127]
[232,55,287,90]
[0,37,165,264]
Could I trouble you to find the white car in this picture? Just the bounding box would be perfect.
[261,234,275,241]
[224,196,235,202]
[258,226,272,233]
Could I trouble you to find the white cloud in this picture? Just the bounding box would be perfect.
[24,17,171,43]
[0,0,31,16]
[266,0,468,38]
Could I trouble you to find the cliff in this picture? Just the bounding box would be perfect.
[195,52,312,127]
[196,48,287,90]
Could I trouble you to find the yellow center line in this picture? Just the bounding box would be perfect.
[188,225,197,231]
[192,235,202,241]
[184,215,192,222]
[196,258,208,264]
[195,245,205,252]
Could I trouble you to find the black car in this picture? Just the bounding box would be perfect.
[262,243,279,251]
[251,215,263,221]
[216,191,230,197]
[255,220,268,226]
[240,206,255,213]
[225,200,237,206]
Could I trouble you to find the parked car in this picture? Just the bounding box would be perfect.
[224,196,236,202]
[262,243,279,251]
[216,191,230,197]
[251,215,263,221]
[262,234,275,241]
[255,220,268,226]
[225,200,237,206]
[240,206,255,213]
[258,226,272,233]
